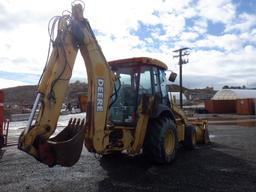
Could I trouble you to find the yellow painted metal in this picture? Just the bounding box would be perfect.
[172,102,188,124]
[193,122,209,143]
[78,22,114,152]
[186,118,208,143]
[171,101,209,144]
[121,130,134,150]
[129,114,149,153]
[176,123,185,142]
[19,4,114,157]
[101,129,134,153]
[19,16,79,156]
[164,129,175,155]
[130,96,154,154]
[38,17,78,139]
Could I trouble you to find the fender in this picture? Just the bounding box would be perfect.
[150,104,176,123]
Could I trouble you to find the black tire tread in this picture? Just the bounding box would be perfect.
[144,116,177,163]
[184,125,196,150]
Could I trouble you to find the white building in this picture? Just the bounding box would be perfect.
[212,89,256,100]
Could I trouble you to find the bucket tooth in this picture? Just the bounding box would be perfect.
[68,118,73,126]
[81,119,85,126]
[71,118,77,127]
[76,118,81,126]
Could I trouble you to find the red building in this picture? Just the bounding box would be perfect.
[205,89,256,115]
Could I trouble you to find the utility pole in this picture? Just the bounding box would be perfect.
[173,47,190,108]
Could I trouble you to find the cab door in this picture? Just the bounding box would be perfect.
[159,69,169,106]
[152,67,169,106]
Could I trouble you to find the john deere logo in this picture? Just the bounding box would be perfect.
[96,78,104,112]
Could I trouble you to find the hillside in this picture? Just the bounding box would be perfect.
[1,81,87,114]
[1,82,216,115]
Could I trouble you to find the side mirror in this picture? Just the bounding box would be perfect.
[168,72,177,82]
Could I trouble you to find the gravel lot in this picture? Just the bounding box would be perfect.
[1,116,256,192]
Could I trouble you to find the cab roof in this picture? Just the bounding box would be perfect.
[109,57,168,70]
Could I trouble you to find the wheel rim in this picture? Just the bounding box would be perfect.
[164,129,175,155]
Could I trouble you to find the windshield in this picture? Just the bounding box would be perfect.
[109,65,154,125]
[109,66,139,125]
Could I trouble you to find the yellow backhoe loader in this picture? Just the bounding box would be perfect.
[18,1,209,167]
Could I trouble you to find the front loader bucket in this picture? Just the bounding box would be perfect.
[188,118,210,144]
[195,122,210,144]
[36,118,86,167]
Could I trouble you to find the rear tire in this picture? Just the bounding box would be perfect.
[144,117,177,164]
[184,125,196,150]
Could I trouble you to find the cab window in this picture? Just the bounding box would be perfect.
[139,67,152,95]
[159,69,169,105]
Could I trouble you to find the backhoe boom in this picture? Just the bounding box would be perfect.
[18,3,114,167]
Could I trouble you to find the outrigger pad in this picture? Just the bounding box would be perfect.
[38,118,86,167]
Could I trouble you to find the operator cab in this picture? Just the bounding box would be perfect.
[109,57,171,125]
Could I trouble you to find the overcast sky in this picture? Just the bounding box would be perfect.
[0,0,255,90]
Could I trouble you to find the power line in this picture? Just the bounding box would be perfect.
[173,47,190,108]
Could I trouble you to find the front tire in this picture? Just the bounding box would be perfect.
[184,125,196,150]
[144,117,177,164]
